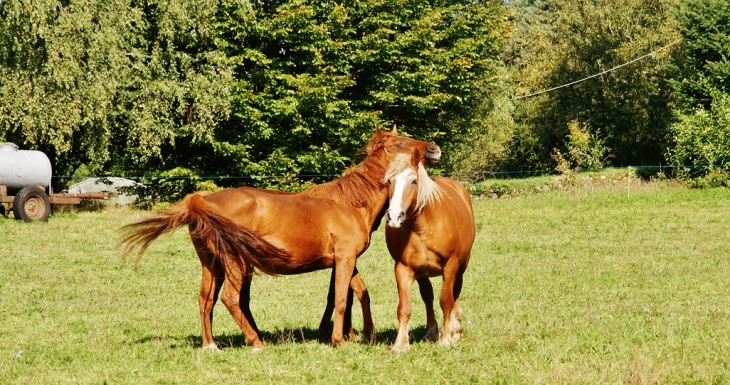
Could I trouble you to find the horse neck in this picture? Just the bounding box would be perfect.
[304,153,389,228]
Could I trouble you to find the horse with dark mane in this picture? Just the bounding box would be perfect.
[121,127,440,351]
[383,149,475,352]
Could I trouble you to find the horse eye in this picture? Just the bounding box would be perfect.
[411,179,417,185]
[396,142,404,147]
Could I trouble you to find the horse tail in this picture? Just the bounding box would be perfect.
[121,192,291,275]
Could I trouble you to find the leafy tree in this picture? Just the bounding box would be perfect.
[668,0,730,178]
[0,0,235,190]
[670,0,730,110]
[506,0,680,171]
[0,0,138,185]
[211,0,512,185]
[1,0,512,192]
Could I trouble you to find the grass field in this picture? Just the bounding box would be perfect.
[1,182,729,384]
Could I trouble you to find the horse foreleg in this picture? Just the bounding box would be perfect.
[392,262,414,352]
[416,277,438,342]
[194,239,224,351]
[219,260,265,351]
[319,268,366,343]
[331,258,356,347]
[438,257,462,346]
[350,272,375,344]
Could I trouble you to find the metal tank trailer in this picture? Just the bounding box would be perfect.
[0,142,114,221]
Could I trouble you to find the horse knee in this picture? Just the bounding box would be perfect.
[398,302,412,319]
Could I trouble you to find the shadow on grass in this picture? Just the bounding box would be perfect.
[137,325,430,349]
[170,325,430,349]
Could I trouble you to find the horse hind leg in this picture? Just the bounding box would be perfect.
[193,238,224,351]
[438,258,463,346]
[450,265,466,341]
[219,258,264,351]
[416,277,438,342]
[350,271,375,344]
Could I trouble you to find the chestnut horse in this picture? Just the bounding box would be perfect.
[121,128,440,351]
[383,150,475,352]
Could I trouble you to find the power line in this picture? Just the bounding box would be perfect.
[510,39,682,101]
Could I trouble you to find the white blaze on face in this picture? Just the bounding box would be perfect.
[387,167,417,228]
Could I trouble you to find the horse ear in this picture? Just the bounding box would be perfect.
[411,148,422,166]
[391,124,398,136]
[368,127,384,154]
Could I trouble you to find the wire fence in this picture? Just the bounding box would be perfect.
[52,164,723,185]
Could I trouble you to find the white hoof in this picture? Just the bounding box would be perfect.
[391,343,410,353]
[202,343,220,351]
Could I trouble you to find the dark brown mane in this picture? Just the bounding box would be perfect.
[303,140,388,209]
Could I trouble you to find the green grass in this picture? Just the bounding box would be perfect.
[1,183,729,383]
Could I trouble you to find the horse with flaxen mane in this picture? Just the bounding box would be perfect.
[383,149,475,352]
[121,127,440,351]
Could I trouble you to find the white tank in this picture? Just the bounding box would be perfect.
[0,143,53,195]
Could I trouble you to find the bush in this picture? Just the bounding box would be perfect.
[668,93,730,177]
[565,120,611,172]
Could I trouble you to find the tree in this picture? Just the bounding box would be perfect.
[0,0,235,189]
[506,0,681,171]
[670,0,730,110]
[210,0,512,185]
[0,0,138,184]
[1,0,512,192]
[667,0,730,176]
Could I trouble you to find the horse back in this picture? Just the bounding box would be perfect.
[200,187,371,272]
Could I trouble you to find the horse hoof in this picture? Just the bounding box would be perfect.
[202,343,220,351]
[366,331,377,345]
[423,329,439,342]
[390,343,410,353]
[438,334,460,346]
[252,346,264,353]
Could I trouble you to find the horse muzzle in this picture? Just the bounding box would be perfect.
[385,209,406,228]
[425,145,441,164]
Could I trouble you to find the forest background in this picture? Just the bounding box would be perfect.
[1,0,728,195]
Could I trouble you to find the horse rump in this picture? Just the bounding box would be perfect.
[120,192,292,275]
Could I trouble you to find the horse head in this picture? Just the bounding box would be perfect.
[384,149,443,228]
[368,125,441,164]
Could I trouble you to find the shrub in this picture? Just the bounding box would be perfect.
[667,93,730,177]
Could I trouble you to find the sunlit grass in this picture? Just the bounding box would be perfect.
[1,183,729,383]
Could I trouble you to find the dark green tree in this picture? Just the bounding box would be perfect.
[667,0,730,175]
[210,0,512,184]
[670,0,730,110]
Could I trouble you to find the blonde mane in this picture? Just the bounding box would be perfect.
[385,154,442,213]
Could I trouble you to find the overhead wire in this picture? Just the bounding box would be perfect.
[510,39,682,101]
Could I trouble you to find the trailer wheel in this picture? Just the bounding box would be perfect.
[12,186,51,222]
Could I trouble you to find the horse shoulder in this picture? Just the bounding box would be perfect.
[419,178,475,258]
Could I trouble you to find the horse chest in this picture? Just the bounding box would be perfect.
[386,226,444,277]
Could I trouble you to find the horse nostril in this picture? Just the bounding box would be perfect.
[427,145,437,153]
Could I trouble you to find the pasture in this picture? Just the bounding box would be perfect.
[1,183,729,383]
